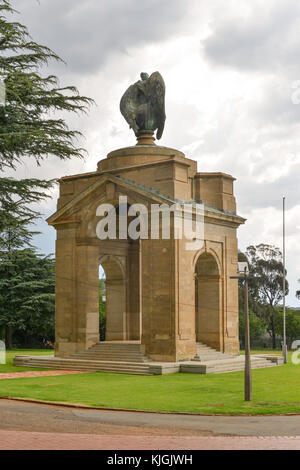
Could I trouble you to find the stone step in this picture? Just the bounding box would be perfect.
[23,365,150,375]
[89,347,142,352]
[14,362,148,370]
[194,342,234,361]
[193,353,233,361]
[70,351,146,357]
[68,355,149,363]
[210,361,273,370]
[87,351,143,356]
[69,354,146,358]
[211,359,278,371]
[68,353,149,363]
[72,350,145,355]
[196,347,216,352]
[15,358,150,368]
[191,357,269,372]
[86,347,144,353]
[194,355,273,365]
[212,359,274,368]
[212,362,277,373]
[88,343,141,351]
[68,342,151,363]
[14,358,151,375]
[195,350,217,355]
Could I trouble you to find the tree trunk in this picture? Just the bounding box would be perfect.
[5,326,13,350]
[0,325,5,341]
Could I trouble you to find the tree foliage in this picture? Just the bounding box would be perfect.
[275,311,300,348]
[0,1,94,346]
[0,248,55,348]
[246,244,288,307]
[0,203,55,348]
[238,244,288,349]
[0,0,93,224]
[239,312,266,348]
[0,0,93,169]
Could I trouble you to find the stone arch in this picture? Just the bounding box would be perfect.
[193,246,222,275]
[99,254,127,341]
[194,250,222,351]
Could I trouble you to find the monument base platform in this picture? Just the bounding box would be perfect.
[14,342,283,375]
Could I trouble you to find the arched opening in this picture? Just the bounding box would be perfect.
[195,252,222,350]
[96,200,142,344]
[99,256,127,341]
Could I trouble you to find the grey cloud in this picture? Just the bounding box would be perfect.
[236,168,300,214]
[249,78,300,127]
[14,0,188,74]
[202,0,300,74]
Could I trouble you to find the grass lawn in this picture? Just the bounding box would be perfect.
[0,350,299,415]
[240,349,282,355]
[0,349,53,373]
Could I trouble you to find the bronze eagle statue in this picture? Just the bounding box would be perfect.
[120,71,166,140]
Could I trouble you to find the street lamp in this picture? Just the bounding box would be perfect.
[231,262,252,401]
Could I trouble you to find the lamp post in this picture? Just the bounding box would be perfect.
[243,269,252,401]
[283,196,288,364]
[231,262,252,401]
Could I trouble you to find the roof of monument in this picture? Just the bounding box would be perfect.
[47,172,245,226]
[115,175,240,218]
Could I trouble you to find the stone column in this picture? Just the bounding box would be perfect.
[75,244,100,350]
[127,242,141,340]
[141,238,177,361]
[54,223,78,356]
[105,278,127,340]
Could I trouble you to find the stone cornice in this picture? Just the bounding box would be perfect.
[47,172,246,228]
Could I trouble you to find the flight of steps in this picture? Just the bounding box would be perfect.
[68,342,151,363]
[14,342,283,375]
[210,355,282,374]
[193,342,233,362]
[186,342,283,373]
[14,342,152,375]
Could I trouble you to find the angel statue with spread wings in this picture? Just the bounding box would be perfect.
[120,71,166,141]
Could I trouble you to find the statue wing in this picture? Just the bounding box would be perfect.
[120,84,139,136]
[148,72,166,140]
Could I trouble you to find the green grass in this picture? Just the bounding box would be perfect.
[0,349,53,372]
[240,349,282,355]
[0,350,299,415]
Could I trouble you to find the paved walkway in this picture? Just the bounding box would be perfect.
[1,430,300,450]
[0,370,88,379]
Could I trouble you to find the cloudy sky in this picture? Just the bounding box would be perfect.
[9,0,300,306]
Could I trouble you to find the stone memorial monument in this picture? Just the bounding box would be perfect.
[16,72,281,373]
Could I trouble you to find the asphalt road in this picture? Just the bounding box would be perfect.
[0,398,300,437]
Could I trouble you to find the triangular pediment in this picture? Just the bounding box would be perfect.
[47,173,177,226]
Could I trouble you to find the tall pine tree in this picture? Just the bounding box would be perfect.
[0,0,93,228]
[0,211,55,348]
[0,247,55,348]
[0,0,93,346]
